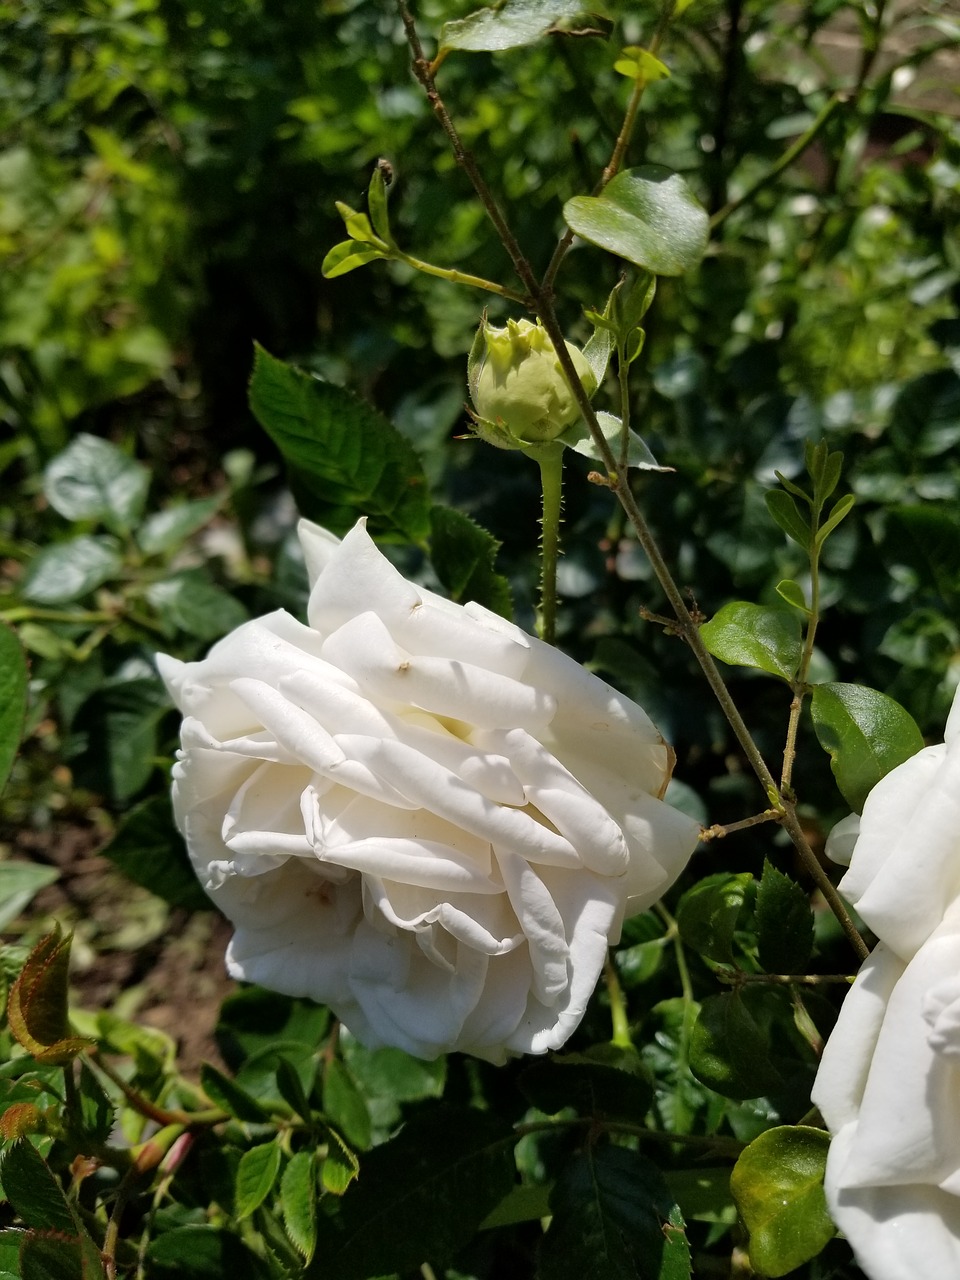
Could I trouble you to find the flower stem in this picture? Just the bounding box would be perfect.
[395,250,531,305]
[604,954,633,1050]
[534,443,564,646]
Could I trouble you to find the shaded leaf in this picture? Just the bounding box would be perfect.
[146,569,249,641]
[234,1142,282,1221]
[137,497,222,556]
[308,1106,515,1279]
[689,992,784,1100]
[765,489,810,549]
[249,346,430,542]
[282,1150,319,1260]
[756,861,814,975]
[69,678,168,803]
[731,1126,834,1277]
[519,1055,652,1122]
[147,1226,272,1278]
[0,862,59,934]
[429,505,512,617]
[323,1057,371,1151]
[810,682,924,812]
[0,1141,76,1234]
[199,1063,269,1123]
[538,1145,691,1280]
[564,166,709,276]
[700,602,802,681]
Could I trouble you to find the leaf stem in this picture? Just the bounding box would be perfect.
[604,953,633,1050]
[700,809,782,841]
[781,544,821,796]
[533,443,564,645]
[395,250,531,304]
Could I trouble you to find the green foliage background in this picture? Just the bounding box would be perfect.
[1,0,959,1276]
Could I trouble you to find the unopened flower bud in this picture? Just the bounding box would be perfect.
[468,318,596,446]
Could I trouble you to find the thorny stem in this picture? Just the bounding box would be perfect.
[716,969,854,988]
[534,443,564,645]
[397,2,869,964]
[89,1053,228,1129]
[514,1115,745,1158]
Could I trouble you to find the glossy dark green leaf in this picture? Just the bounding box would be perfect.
[689,992,784,1099]
[234,1141,282,1220]
[731,1126,834,1277]
[98,795,209,910]
[756,861,814,975]
[538,1145,691,1280]
[765,489,810,549]
[0,625,28,798]
[676,872,753,965]
[699,602,802,681]
[439,0,587,54]
[810,682,925,812]
[281,1150,318,1261]
[146,569,249,640]
[21,536,122,604]
[519,1055,653,1122]
[564,166,709,276]
[249,345,430,542]
[43,433,149,532]
[429,505,512,617]
[136,496,222,556]
[69,678,168,803]
[308,1106,515,1279]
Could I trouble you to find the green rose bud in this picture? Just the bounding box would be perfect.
[468,317,597,447]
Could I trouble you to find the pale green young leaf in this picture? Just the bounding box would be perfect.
[563,410,672,471]
[815,492,855,546]
[321,240,389,279]
[765,489,811,549]
[731,1127,834,1277]
[775,579,809,614]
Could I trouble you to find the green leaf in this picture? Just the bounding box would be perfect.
[613,46,671,82]
[0,624,28,798]
[731,1127,834,1277]
[69,678,168,803]
[146,569,249,641]
[884,505,960,604]
[563,410,671,471]
[43,433,149,532]
[147,1226,272,1278]
[815,492,855,546]
[689,992,784,1099]
[538,1145,691,1280]
[321,240,389,278]
[21,536,122,604]
[235,1142,282,1220]
[308,1106,515,1279]
[0,862,60,933]
[756,861,814,975]
[564,166,709,276]
[810,682,925,812]
[699,602,803,681]
[320,1126,360,1196]
[775,579,809,614]
[281,1150,318,1261]
[519,1055,653,1122]
[199,1063,269,1123]
[235,1040,318,1110]
[0,1140,76,1234]
[98,794,210,911]
[275,1056,313,1123]
[439,0,588,54]
[323,1057,371,1151]
[676,872,753,965]
[367,163,394,245]
[137,497,222,556]
[429,505,511,617]
[249,345,430,542]
[7,929,94,1064]
[765,489,810,549]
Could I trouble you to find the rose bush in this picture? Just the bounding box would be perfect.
[812,688,960,1280]
[158,519,699,1062]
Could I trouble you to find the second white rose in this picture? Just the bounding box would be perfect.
[158,519,700,1062]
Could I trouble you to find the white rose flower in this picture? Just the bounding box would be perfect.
[812,688,960,1280]
[157,518,699,1063]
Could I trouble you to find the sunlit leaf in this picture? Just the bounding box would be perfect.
[810,682,924,812]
